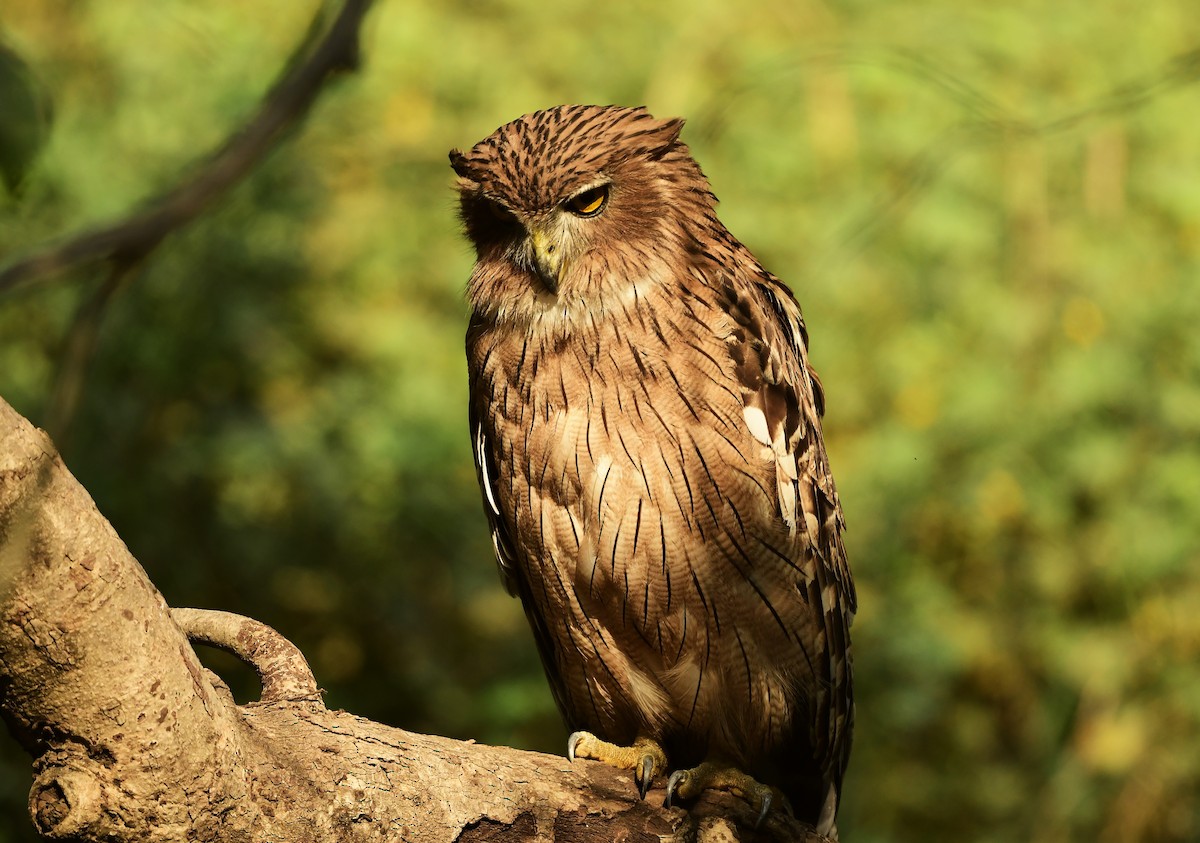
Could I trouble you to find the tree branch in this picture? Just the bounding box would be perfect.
[170,608,321,704]
[0,0,374,295]
[0,396,826,841]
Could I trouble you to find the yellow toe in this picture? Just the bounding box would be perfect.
[663,761,789,828]
[567,732,667,798]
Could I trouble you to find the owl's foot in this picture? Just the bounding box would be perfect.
[664,762,789,828]
[567,731,667,799]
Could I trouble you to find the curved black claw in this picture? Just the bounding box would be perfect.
[755,790,773,829]
[664,769,690,809]
[637,754,655,799]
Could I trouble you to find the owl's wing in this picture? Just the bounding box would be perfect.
[472,419,520,595]
[718,265,856,816]
[727,271,856,607]
[466,332,520,596]
[467,318,577,723]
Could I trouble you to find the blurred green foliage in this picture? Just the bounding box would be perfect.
[2,1,1199,841]
[0,40,50,194]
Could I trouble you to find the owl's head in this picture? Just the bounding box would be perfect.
[451,105,717,323]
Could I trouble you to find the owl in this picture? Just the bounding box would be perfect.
[452,105,854,836]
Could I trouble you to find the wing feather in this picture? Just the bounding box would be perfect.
[717,264,856,814]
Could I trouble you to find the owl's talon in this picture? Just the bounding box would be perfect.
[637,754,656,799]
[566,731,586,763]
[662,761,784,826]
[664,769,690,809]
[755,790,772,829]
[563,732,666,800]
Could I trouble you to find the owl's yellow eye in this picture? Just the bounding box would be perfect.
[566,185,609,217]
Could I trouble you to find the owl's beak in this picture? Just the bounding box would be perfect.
[528,228,561,293]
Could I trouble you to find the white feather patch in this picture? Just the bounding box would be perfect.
[777,466,798,531]
[805,511,821,540]
[822,583,840,616]
[743,404,772,446]
[780,455,799,481]
[476,424,500,517]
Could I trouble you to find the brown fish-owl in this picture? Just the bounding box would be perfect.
[452,105,854,835]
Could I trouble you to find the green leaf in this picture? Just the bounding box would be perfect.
[0,40,51,195]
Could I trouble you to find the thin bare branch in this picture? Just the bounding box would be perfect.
[0,0,374,294]
[43,261,137,442]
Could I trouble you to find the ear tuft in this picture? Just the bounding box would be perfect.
[646,117,686,160]
[449,148,472,178]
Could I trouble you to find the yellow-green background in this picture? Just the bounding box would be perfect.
[2,2,1198,840]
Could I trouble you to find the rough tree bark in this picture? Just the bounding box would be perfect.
[0,397,827,842]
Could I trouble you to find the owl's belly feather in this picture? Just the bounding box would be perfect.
[493,356,808,767]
